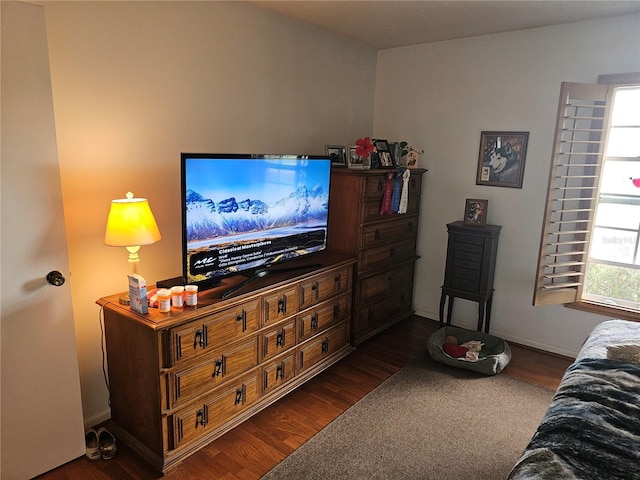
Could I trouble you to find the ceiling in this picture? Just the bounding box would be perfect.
[251,0,640,49]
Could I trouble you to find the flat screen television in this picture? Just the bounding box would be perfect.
[181,153,332,296]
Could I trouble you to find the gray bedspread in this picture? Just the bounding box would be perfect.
[508,357,640,479]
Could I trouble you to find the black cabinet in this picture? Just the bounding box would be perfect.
[439,221,501,333]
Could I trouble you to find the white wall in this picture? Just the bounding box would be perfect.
[41,1,377,427]
[374,15,640,357]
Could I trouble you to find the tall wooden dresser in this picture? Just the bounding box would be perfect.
[327,168,426,345]
[97,252,355,473]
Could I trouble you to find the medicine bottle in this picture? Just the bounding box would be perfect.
[157,289,171,313]
[171,286,185,308]
[185,285,198,306]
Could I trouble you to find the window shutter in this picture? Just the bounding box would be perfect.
[532,82,613,306]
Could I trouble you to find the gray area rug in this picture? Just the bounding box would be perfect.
[261,352,554,480]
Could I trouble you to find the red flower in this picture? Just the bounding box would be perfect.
[631,177,640,188]
[355,137,376,159]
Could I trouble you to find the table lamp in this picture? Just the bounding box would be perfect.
[104,191,161,303]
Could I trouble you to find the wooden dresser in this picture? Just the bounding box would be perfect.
[327,168,425,345]
[97,252,355,473]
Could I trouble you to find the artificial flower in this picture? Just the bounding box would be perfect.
[355,137,376,159]
[631,177,640,188]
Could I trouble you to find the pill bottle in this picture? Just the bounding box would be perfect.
[171,286,185,308]
[185,285,198,306]
[157,289,171,313]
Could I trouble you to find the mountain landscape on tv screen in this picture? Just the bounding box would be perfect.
[185,184,328,243]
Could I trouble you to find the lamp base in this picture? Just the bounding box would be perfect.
[118,292,130,305]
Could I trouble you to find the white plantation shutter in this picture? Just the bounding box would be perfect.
[533,82,613,306]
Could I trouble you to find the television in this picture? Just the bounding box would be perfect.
[181,153,332,296]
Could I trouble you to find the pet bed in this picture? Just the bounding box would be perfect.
[426,325,512,375]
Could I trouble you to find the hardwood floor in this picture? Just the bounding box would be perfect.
[37,316,573,480]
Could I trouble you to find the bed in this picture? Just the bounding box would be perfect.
[508,319,640,480]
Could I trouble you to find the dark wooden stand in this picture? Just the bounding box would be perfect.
[439,221,501,333]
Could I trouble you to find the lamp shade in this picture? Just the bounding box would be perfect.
[104,192,161,247]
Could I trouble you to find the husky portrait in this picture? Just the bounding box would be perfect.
[482,136,521,185]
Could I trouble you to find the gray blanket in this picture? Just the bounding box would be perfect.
[508,358,640,480]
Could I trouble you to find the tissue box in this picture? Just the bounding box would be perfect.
[128,274,148,314]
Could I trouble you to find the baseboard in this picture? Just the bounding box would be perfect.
[84,408,111,430]
[412,308,578,359]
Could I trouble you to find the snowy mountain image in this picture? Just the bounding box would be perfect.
[185,185,329,244]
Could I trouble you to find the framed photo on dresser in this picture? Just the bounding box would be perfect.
[373,139,395,168]
[463,198,488,226]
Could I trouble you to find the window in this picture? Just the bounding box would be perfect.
[533,74,640,321]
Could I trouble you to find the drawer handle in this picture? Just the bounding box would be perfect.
[311,281,319,300]
[390,247,395,257]
[234,385,246,406]
[196,407,207,427]
[334,274,341,290]
[194,328,205,349]
[277,296,287,314]
[276,363,285,380]
[321,338,329,353]
[276,329,285,347]
[377,180,384,193]
[236,310,247,332]
[311,313,319,330]
[213,358,224,377]
[407,221,413,233]
[333,304,340,319]
[374,229,380,240]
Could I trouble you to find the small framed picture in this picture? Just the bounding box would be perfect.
[476,131,529,188]
[325,145,347,167]
[373,138,395,168]
[347,146,367,169]
[463,199,488,226]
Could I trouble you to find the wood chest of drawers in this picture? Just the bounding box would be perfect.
[439,221,501,332]
[327,168,425,345]
[97,252,355,473]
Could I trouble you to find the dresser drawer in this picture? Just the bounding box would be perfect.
[167,299,260,367]
[449,277,481,293]
[360,195,420,223]
[299,265,351,310]
[170,372,260,449]
[355,287,413,333]
[362,172,422,200]
[298,292,350,342]
[297,322,348,374]
[359,237,417,271]
[167,336,258,408]
[452,257,481,271]
[261,353,296,394]
[263,285,298,326]
[361,216,417,248]
[260,319,296,362]
[357,262,415,304]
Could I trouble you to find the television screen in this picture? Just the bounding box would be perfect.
[181,153,332,289]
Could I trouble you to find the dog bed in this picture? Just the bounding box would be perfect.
[427,325,511,375]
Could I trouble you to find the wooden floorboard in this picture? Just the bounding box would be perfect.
[36,316,573,480]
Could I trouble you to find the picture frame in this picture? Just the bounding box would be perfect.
[373,138,395,168]
[476,131,529,188]
[463,198,488,226]
[347,145,368,169]
[325,145,347,167]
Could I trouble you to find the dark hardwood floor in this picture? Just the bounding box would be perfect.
[37,316,573,480]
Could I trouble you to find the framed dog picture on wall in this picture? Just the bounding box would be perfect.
[476,131,529,188]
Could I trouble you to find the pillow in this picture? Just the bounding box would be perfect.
[606,344,640,364]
